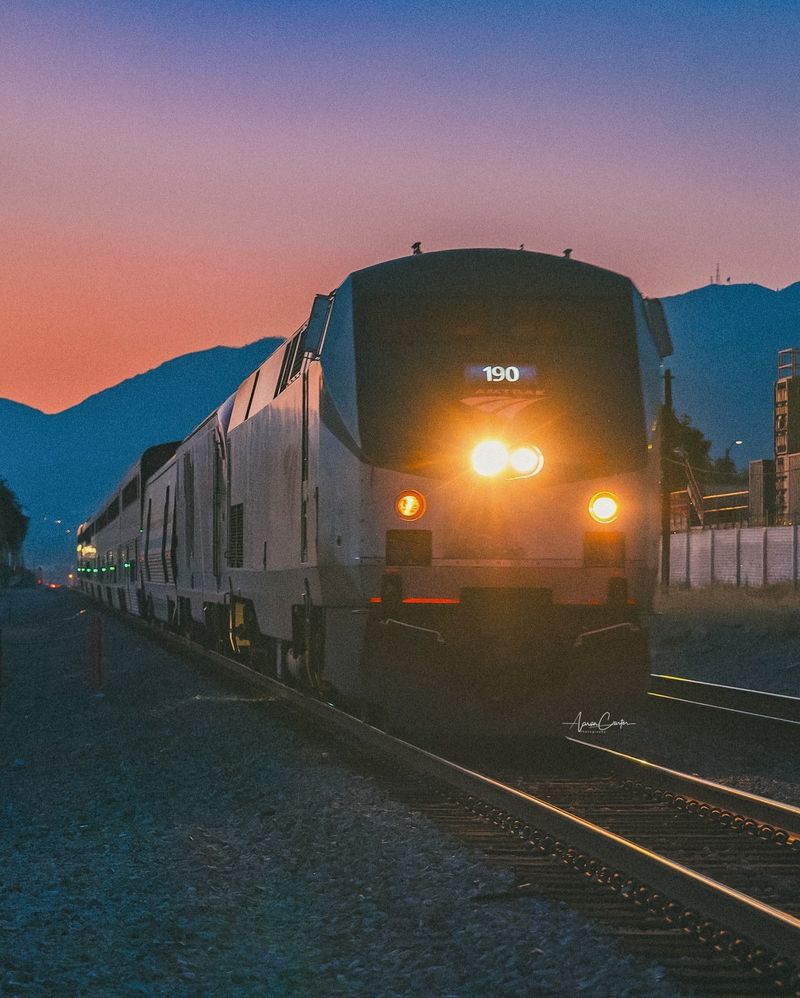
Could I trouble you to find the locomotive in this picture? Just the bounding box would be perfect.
[77,249,671,736]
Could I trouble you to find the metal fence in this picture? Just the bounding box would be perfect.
[667,526,800,588]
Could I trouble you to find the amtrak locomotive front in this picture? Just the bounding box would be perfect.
[77,248,671,737]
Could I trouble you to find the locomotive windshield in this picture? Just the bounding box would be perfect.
[348,250,648,481]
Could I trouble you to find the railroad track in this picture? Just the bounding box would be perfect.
[649,673,800,727]
[566,737,800,846]
[86,602,800,993]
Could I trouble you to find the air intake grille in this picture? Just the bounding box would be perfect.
[228,503,244,568]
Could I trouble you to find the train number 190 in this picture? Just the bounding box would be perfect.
[482,365,520,382]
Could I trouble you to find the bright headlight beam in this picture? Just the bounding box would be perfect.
[509,446,544,477]
[471,440,509,477]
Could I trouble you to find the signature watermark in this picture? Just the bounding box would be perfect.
[563,711,636,734]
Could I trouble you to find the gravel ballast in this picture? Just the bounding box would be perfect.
[0,589,687,997]
[620,585,800,804]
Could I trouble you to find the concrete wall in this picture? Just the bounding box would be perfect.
[667,526,800,588]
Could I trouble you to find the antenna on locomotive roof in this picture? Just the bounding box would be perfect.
[563,248,572,258]
[411,242,422,255]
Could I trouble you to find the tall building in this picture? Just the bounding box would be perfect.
[749,459,775,526]
[789,454,800,524]
[774,348,800,523]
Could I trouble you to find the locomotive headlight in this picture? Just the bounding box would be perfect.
[588,492,620,524]
[395,490,426,520]
[509,446,544,477]
[471,440,509,477]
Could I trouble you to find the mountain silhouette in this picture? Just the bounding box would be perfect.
[662,282,800,466]
[0,339,280,574]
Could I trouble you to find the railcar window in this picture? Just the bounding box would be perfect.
[275,329,306,397]
[244,369,260,420]
[289,327,308,382]
[274,340,295,397]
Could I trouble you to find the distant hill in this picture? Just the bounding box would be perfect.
[0,338,281,575]
[661,281,800,467]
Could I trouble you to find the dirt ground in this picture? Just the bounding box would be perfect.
[648,584,800,696]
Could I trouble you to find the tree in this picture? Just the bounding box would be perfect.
[0,478,29,582]
[669,413,712,472]
[663,413,746,490]
[663,412,713,490]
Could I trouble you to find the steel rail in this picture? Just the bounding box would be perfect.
[649,673,800,726]
[193,645,800,962]
[566,737,800,841]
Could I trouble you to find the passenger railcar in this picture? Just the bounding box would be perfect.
[77,442,180,615]
[77,249,671,735]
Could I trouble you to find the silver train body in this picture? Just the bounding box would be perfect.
[77,249,671,735]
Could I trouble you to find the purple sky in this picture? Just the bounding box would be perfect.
[3,1,799,411]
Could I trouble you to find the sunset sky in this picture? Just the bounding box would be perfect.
[3,1,799,412]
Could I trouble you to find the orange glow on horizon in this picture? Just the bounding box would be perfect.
[1,231,318,412]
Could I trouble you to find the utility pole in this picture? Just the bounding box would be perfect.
[660,369,674,590]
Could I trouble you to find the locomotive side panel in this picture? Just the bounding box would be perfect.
[223,376,303,639]
[115,479,142,613]
[172,416,218,627]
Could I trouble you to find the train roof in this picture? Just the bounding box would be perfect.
[346,247,671,358]
[347,247,636,296]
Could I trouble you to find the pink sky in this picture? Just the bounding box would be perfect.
[3,1,799,412]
